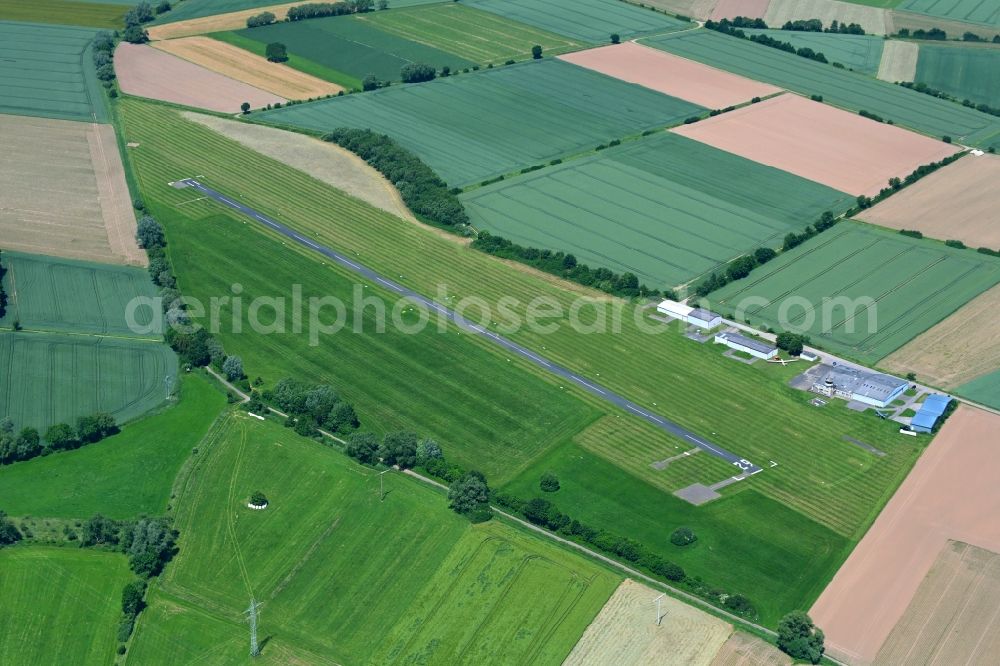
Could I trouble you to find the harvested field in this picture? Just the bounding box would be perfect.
[875,541,1000,665]
[877,39,918,82]
[741,30,885,74]
[565,579,731,666]
[259,58,704,187]
[811,406,1000,664]
[0,21,106,122]
[882,283,1000,390]
[897,0,1000,29]
[558,42,781,108]
[765,0,890,34]
[709,222,1000,364]
[464,0,692,42]
[671,93,959,196]
[0,115,143,266]
[858,153,1000,248]
[711,0,770,20]
[641,0,718,21]
[915,44,1000,108]
[644,30,1000,148]
[146,2,298,40]
[115,43,285,112]
[151,36,341,99]
[710,632,791,666]
[182,112,414,220]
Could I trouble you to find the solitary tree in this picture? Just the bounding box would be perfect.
[611,33,621,44]
[777,611,825,664]
[265,42,288,62]
[531,44,543,59]
[240,102,251,114]
[670,526,697,546]
[539,472,560,492]
[249,491,268,507]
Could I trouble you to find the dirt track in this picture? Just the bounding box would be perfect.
[116,43,285,113]
[0,115,143,266]
[152,37,342,100]
[671,94,959,196]
[810,406,1000,664]
[565,579,731,666]
[858,153,1000,248]
[558,42,781,109]
[147,2,300,40]
[882,282,1000,389]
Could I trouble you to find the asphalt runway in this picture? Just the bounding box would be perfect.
[179,178,761,475]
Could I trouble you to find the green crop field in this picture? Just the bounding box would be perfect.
[0,331,177,431]
[741,29,885,74]
[0,251,161,337]
[709,223,1000,364]
[0,374,224,519]
[464,0,691,42]
[644,29,1000,149]
[126,414,618,664]
[462,132,854,288]
[957,369,1000,411]
[358,3,584,63]
[155,0,444,24]
[898,0,1000,29]
[0,21,106,122]
[915,44,1000,108]
[231,13,476,87]
[0,0,127,28]
[0,546,130,666]
[119,99,930,622]
[258,58,704,186]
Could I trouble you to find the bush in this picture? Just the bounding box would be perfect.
[531,44,543,59]
[669,526,697,546]
[539,472,560,492]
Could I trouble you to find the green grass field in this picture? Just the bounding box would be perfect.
[898,0,1000,29]
[0,251,160,337]
[120,98,929,620]
[0,0,126,28]
[358,2,584,63]
[0,374,224,519]
[465,0,691,42]
[126,414,618,664]
[709,223,1000,364]
[461,132,854,288]
[957,369,1000,410]
[258,58,704,186]
[0,546,130,666]
[0,21,106,122]
[0,331,177,431]
[232,13,476,86]
[915,44,1000,108]
[741,29,885,74]
[643,29,1000,149]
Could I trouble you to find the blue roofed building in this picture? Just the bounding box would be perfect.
[911,394,953,433]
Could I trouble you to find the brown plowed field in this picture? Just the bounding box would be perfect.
[564,579,731,666]
[147,2,300,40]
[711,0,770,20]
[671,94,959,196]
[0,115,143,266]
[152,37,342,100]
[874,541,1000,665]
[558,43,781,109]
[882,282,1000,390]
[710,632,791,666]
[858,153,1000,248]
[116,43,285,113]
[810,406,1000,664]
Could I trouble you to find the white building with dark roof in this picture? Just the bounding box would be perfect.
[714,331,778,360]
[811,365,908,408]
[657,300,722,330]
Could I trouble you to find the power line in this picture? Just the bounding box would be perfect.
[245,598,262,657]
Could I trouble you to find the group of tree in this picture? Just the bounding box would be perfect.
[776,331,809,356]
[691,244,780,298]
[345,430,426,468]
[900,81,1000,119]
[473,231,663,299]
[324,128,468,227]
[0,511,22,547]
[854,152,963,211]
[896,27,946,40]
[448,471,492,521]
[260,378,360,437]
[706,18,830,64]
[0,251,7,319]
[287,0,374,21]
[265,42,288,62]
[780,18,864,34]
[122,1,163,44]
[400,62,437,83]
[92,31,119,96]
[0,413,118,465]
[246,10,276,27]
[778,611,825,663]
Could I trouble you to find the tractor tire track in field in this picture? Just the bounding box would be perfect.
[178,178,762,475]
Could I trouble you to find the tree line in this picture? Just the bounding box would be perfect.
[853,152,964,211]
[897,26,1000,42]
[0,413,118,465]
[705,18,832,65]
[255,378,360,438]
[899,81,1000,121]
